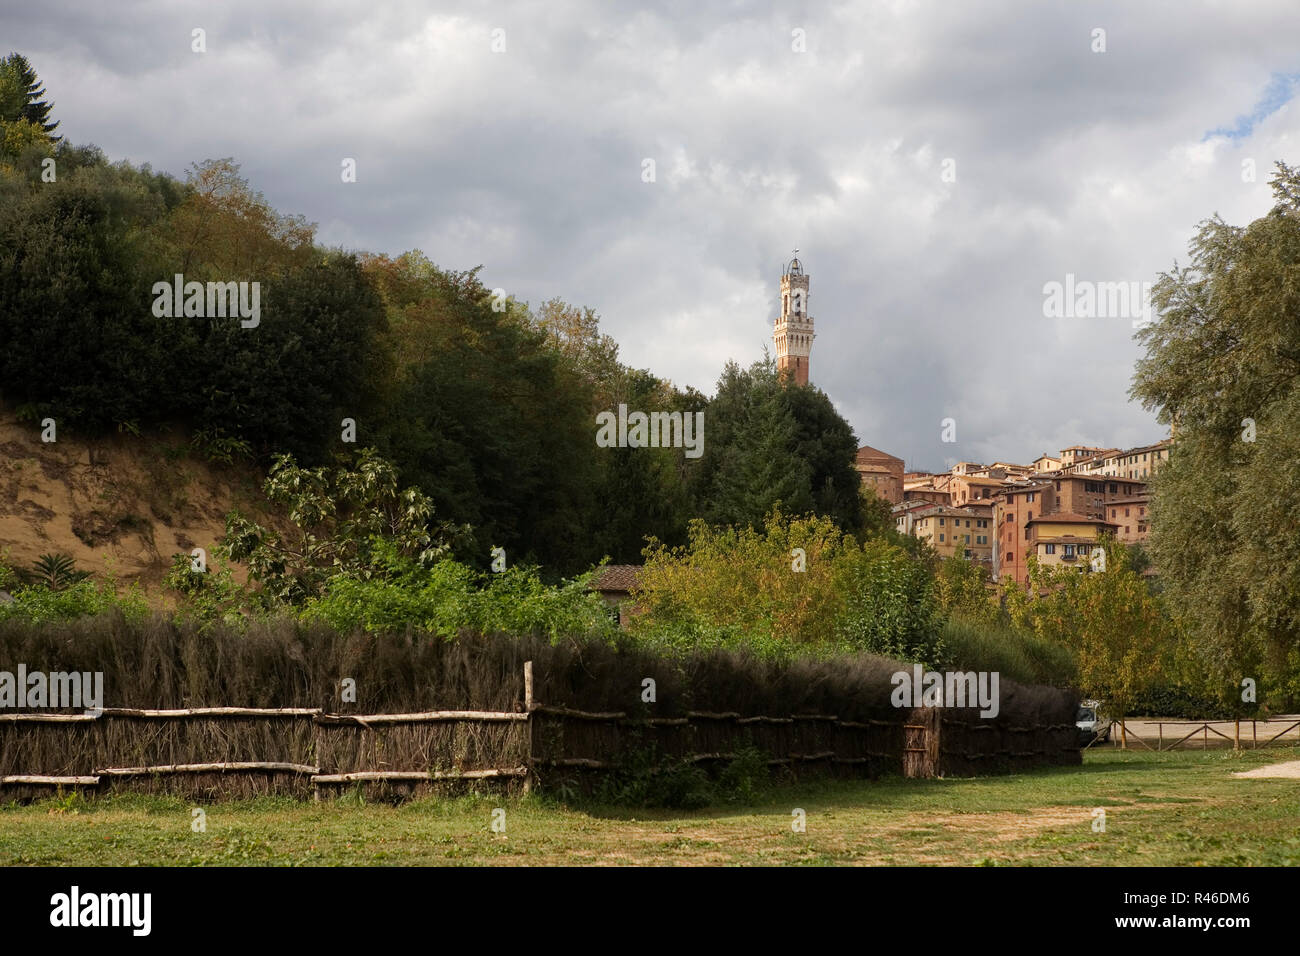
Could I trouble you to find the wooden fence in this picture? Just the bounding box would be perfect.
[1107,716,1300,751]
[0,662,1080,798]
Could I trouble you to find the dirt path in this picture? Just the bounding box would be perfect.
[1233,760,1300,779]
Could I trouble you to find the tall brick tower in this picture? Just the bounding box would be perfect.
[774,254,814,386]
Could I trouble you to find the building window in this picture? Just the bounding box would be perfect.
[1044,544,1055,554]
[1125,508,1130,517]
[1027,491,1035,503]
[1007,552,1014,563]
[1125,526,1130,534]
[939,534,945,542]
[939,518,945,526]
[965,535,971,544]
[1063,545,1075,557]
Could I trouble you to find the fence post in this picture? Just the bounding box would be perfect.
[1234,718,1240,752]
[522,661,534,794]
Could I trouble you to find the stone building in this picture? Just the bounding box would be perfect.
[773,256,815,386]
[855,444,905,504]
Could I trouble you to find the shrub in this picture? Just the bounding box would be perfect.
[0,576,148,624]
[833,538,944,666]
[17,552,89,591]
[300,560,616,644]
[634,509,852,647]
[939,615,1075,687]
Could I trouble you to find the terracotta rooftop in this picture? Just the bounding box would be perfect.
[592,565,641,593]
[856,444,903,464]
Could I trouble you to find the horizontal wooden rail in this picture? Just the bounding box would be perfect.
[312,767,527,784]
[2,774,100,785]
[105,707,322,718]
[97,762,320,776]
[314,710,527,725]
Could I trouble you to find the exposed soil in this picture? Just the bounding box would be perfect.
[0,407,271,597]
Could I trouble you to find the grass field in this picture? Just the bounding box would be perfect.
[1,748,1297,866]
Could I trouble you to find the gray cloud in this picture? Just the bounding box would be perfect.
[8,0,1300,470]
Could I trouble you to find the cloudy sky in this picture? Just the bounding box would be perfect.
[8,0,1299,470]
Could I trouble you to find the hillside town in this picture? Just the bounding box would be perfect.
[775,256,1171,588]
[857,439,1170,586]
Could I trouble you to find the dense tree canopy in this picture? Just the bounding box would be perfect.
[689,357,863,534]
[0,54,870,581]
[1131,161,1300,708]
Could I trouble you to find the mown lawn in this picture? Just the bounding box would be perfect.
[1,748,1297,866]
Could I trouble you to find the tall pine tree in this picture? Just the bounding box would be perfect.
[0,53,59,139]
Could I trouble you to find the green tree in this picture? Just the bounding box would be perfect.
[366,256,598,571]
[692,358,812,527]
[0,54,58,138]
[1007,541,1168,740]
[857,482,894,539]
[834,537,943,665]
[223,448,470,605]
[1131,161,1300,710]
[783,382,865,532]
[692,356,864,532]
[591,368,696,563]
[0,171,183,427]
[634,508,854,649]
[935,553,997,628]
[191,251,390,462]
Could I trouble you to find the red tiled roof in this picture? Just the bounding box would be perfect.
[593,565,641,593]
[856,444,903,465]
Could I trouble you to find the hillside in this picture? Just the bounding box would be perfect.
[0,405,270,595]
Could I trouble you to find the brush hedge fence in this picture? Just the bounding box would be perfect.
[0,614,1080,799]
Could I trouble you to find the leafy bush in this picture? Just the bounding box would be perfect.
[0,550,17,592]
[0,576,148,624]
[224,448,470,605]
[635,509,852,647]
[163,550,249,629]
[17,552,89,591]
[1002,539,1170,718]
[940,615,1075,687]
[833,538,944,666]
[301,560,617,644]
[632,509,947,666]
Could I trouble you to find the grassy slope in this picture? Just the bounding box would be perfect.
[2,748,1297,866]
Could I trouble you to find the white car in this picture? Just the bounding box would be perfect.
[1076,700,1112,745]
